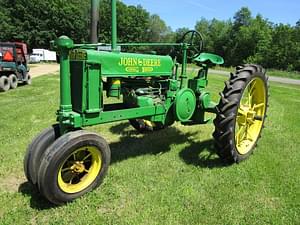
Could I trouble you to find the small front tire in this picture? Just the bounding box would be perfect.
[37,130,111,205]
[24,124,61,186]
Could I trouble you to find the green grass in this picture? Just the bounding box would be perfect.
[267,69,300,80]
[0,74,299,225]
[213,65,300,80]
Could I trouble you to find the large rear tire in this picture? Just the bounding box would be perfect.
[37,130,111,205]
[213,64,268,163]
[0,76,10,92]
[24,124,60,186]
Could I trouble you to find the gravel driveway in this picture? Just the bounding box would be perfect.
[29,63,59,78]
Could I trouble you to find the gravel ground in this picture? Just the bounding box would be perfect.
[29,63,59,78]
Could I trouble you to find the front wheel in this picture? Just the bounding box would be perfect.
[213,64,268,163]
[37,130,111,205]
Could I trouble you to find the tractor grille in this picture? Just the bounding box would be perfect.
[70,61,84,113]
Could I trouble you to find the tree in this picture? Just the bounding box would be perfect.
[267,24,299,70]
[296,19,300,28]
[224,7,252,66]
[239,15,273,67]
[174,27,190,42]
[195,18,211,51]
[195,18,232,58]
[0,8,14,41]
[232,7,252,31]
[99,0,151,44]
[0,0,90,49]
[147,14,170,42]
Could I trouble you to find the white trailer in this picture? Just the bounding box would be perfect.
[30,49,56,63]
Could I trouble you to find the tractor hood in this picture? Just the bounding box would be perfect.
[70,49,173,77]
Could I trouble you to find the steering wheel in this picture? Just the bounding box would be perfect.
[180,30,204,59]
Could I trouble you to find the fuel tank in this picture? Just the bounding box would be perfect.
[70,48,174,77]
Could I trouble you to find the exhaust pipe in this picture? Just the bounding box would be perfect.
[90,0,100,43]
[111,0,117,51]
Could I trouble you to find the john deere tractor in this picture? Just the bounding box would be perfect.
[24,0,268,205]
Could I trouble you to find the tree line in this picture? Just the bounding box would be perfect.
[0,0,299,71]
[194,8,300,71]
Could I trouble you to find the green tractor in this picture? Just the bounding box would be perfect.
[24,0,268,205]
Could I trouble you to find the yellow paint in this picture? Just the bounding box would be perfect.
[142,67,154,73]
[235,78,266,155]
[57,146,102,194]
[125,67,139,73]
[143,120,154,128]
[112,79,121,85]
[70,49,87,61]
[118,57,161,67]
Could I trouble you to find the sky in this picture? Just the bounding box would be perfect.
[122,0,300,30]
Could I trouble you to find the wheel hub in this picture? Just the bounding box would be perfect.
[71,161,85,173]
[238,105,257,126]
[58,146,103,194]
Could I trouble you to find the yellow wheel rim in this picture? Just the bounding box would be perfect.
[58,146,102,194]
[235,78,266,155]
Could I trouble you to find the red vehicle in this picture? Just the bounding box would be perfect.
[0,42,31,92]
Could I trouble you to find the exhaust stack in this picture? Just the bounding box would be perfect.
[90,0,100,43]
[111,0,117,51]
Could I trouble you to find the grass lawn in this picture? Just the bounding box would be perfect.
[0,73,299,225]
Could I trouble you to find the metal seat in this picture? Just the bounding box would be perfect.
[194,52,224,65]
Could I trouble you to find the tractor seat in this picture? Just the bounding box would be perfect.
[194,53,224,65]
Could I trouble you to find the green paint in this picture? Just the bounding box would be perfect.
[194,53,224,65]
[107,78,121,98]
[86,63,101,113]
[175,88,196,122]
[81,50,174,77]
[55,36,74,113]
[111,0,117,52]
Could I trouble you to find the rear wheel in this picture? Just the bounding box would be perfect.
[213,64,268,163]
[0,76,10,92]
[24,124,60,186]
[37,130,111,205]
[8,74,18,89]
